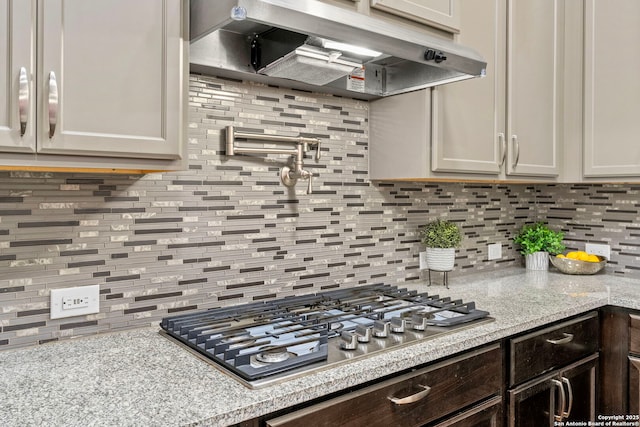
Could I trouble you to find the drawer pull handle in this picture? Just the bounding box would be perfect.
[551,379,566,421]
[561,377,573,419]
[387,385,431,405]
[546,333,574,345]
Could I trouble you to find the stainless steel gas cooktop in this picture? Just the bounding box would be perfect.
[160,284,492,388]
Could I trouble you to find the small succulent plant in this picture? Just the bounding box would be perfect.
[420,219,462,249]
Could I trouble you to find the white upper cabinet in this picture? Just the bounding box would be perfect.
[370,0,563,181]
[0,0,36,154]
[38,0,183,160]
[430,0,505,176]
[0,0,187,172]
[582,0,640,177]
[370,0,460,32]
[505,0,562,178]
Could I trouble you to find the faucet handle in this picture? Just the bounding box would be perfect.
[307,172,313,194]
[314,140,321,161]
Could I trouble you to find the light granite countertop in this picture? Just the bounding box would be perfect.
[2,268,639,427]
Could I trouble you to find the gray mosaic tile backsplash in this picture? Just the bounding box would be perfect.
[0,74,638,350]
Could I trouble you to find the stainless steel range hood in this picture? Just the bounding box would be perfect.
[190,0,486,99]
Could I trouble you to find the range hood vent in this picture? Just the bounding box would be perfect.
[190,0,487,99]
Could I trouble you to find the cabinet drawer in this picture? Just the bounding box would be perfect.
[267,344,502,427]
[630,313,640,354]
[510,312,599,386]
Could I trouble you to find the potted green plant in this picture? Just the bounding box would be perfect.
[419,219,462,271]
[513,222,565,270]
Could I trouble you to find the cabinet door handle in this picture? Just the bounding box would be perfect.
[551,379,566,422]
[546,333,574,345]
[48,71,58,138]
[498,133,506,167]
[18,67,29,137]
[512,135,520,167]
[387,384,431,405]
[561,377,573,419]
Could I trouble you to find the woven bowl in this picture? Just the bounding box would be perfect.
[549,254,606,275]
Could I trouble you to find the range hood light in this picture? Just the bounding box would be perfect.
[320,39,382,58]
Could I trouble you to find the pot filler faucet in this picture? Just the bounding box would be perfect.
[225,125,321,194]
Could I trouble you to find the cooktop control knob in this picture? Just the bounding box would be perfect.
[340,330,358,350]
[373,320,391,338]
[355,325,372,343]
[412,314,430,331]
[390,317,406,333]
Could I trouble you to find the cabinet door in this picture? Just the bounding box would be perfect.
[583,0,640,177]
[370,0,460,32]
[508,374,555,427]
[508,354,597,427]
[38,0,184,159]
[506,0,562,177]
[0,0,36,153]
[431,0,505,176]
[432,397,502,427]
[599,307,631,415]
[560,355,597,423]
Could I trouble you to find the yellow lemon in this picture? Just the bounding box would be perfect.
[585,254,600,263]
[577,252,591,261]
[556,254,566,258]
[566,251,580,260]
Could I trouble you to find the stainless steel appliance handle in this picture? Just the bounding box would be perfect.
[387,385,431,405]
[498,133,506,167]
[561,377,573,419]
[18,67,29,137]
[512,135,520,167]
[551,379,566,422]
[48,71,58,138]
[546,333,574,345]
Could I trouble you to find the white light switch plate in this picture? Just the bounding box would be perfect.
[585,243,611,259]
[50,285,100,319]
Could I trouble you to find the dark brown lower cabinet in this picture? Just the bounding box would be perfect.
[600,307,640,415]
[266,344,502,427]
[508,354,598,426]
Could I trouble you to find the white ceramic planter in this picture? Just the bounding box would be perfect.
[525,251,549,271]
[425,247,455,271]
